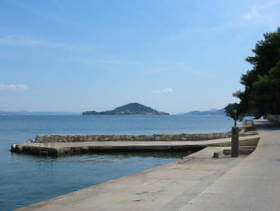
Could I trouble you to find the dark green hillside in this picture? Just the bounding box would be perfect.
[82,103,169,115]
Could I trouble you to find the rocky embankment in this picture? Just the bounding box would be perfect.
[32,132,232,143]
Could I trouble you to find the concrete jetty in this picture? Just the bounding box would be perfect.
[15,119,271,210]
[11,135,259,156]
[16,128,263,210]
[17,138,262,211]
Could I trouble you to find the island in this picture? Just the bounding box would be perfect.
[184,109,225,115]
[82,103,169,115]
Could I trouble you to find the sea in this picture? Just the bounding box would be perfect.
[0,114,233,210]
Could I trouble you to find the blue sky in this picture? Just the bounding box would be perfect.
[0,0,279,113]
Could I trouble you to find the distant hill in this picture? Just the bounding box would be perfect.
[184,109,225,115]
[82,103,169,115]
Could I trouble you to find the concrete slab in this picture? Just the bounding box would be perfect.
[11,135,260,156]
[17,147,246,211]
[178,120,280,211]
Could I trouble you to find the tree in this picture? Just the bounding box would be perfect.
[234,28,280,117]
[252,62,280,114]
[224,103,243,127]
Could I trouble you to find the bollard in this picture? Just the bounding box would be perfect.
[231,126,239,157]
[11,144,16,152]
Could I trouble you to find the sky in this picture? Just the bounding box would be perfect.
[0,0,280,114]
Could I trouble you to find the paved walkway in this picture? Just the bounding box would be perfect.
[180,120,280,211]
[19,120,278,211]
[19,146,246,211]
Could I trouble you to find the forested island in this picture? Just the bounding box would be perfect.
[184,109,225,115]
[82,103,169,115]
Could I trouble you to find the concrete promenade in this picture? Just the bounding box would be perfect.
[179,120,280,211]
[19,120,279,211]
[18,147,246,211]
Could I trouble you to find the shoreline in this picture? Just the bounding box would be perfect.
[15,130,260,210]
[17,145,252,211]
[12,121,260,210]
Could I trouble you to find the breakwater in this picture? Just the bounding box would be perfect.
[11,120,258,157]
[32,132,232,143]
[10,133,259,157]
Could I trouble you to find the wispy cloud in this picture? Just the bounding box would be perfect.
[62,57,140,66]
[95,59,140,65]
[209,0,280,32]
[8,0,80,26]
[0,35,60,47]
[0,34,92,51]
[243,5,259,20]
[242,1,280,28]
[152,88,173,94]
[146,62,214,79]
[0,84,29,90]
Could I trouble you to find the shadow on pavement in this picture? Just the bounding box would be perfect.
[254,120,280,130]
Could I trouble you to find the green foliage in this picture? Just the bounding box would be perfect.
[234,28,280,116]
[224,103,243,126]
[252,63,280,114]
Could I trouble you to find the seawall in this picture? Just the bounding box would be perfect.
[11,135,260,156]
[16,144,258,211]
[11,122,258,157]
[32,132,231,143]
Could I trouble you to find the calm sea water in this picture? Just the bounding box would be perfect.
[0,114,232,210]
